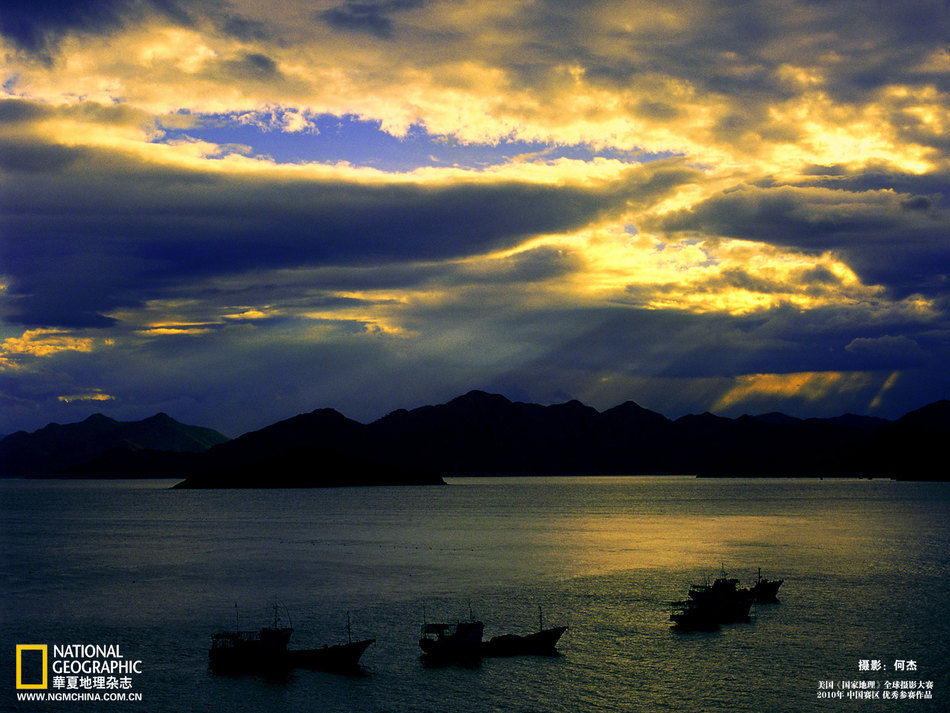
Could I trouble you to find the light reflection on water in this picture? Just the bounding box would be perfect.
[2,476,948,712]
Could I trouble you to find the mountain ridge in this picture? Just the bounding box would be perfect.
[0,413,229,477]
[3,392,949,481]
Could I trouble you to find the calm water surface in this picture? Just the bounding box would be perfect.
[2,476,948,712]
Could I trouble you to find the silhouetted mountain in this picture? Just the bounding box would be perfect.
[62,448,202,478]
[355,392,940,479]
[891,399,950,430]
[816,413,890,430]
[748,412,802,426]
[683,413,875,477]
[861,400,950,480]
[4,393,948,481]
[171,407,438,487]
[0,413,229,477]
[369,391,611,475]
[197,407,365,473]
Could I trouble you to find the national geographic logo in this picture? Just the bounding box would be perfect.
[15,645,47,689]
[14,643,144,704]
[15,644,142,689]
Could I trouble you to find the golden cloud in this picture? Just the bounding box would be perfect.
[57,391,115,403]
[713,371,884,412]
[0,329,97,370]
[1,1,944,178]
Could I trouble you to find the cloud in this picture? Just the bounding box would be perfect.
[1,1,949,434]
[0,328,97,369]
[1,280,948,434]
[0,109,697,326]
[0,0,942,164]
[0,0,132,54]
[58,390,114,403]
[711,371,882,412]
[653,181,950,298]
[0,0,194,56]
[844,335,928,368]
[319,0,427,39]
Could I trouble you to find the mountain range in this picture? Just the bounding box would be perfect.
[2,392,949,484]
[0,413,228,477]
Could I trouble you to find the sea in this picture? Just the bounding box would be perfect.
[2,476,948,712]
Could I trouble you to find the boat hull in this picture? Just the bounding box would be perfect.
[419,621,484,664]
[482,627,567,657]
[209,627,373,674]
[670,605,721,632]
[419,636,483,663]
[209,627,293,673]
[287,639,375,672]
[750,579,783,603]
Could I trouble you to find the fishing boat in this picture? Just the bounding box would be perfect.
[209,622,293,672]
[210,606,373,674]
[749,568,783,603]
[419,620,484,663]
[286,639,374,671]
[686,571,753,623]
[287,612,375,672]
[482,607,567,657]
[670,568,754,631]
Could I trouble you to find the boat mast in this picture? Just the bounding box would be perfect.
[346,611,352,644]
[538,605,544,632]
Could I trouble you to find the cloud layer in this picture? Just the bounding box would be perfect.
[1,0,948,433]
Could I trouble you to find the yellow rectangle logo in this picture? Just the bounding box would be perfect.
[15,644,47,689]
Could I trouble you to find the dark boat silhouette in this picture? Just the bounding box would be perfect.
[419,621,484,664]
[482,626,568,656]
[749,568,783,603]
[287,612,375,673]
[482,607,567,656]
[669,599,721,632]
[209,624,294,672]
[670,569,755,631]
[210,608,373,674]
[686,574,753,624]
[285,638,375,672]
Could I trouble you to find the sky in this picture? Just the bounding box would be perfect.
[0,0,948,437]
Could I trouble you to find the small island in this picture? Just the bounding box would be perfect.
[172,446,444,488]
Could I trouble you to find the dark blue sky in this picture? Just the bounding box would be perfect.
[155,111,661,170]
